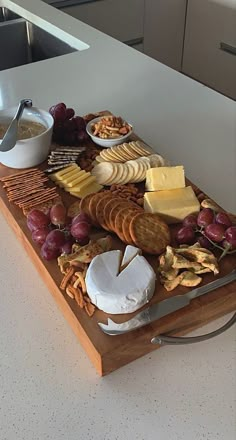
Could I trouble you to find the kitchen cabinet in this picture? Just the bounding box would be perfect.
[143,0,187,71]
[60,0,144,49]
[58,0,187,65]
[182,0,236,100]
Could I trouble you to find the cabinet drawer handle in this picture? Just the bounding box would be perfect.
[124,37,144,47]
[220,42,236,56]
[52,0,100,9]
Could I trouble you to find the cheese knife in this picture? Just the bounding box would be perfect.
[98,269,236,336]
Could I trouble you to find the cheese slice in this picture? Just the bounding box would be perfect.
[50,164,78,181]
[85,247,156,314]
[59,168,81,184]
[67,175,96,190]
[69,181,103,198]
[145,166,185,191]
[66,171,89,188]
[144,186,200,224]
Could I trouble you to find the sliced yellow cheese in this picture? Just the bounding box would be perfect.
[50,164,78,181]
[66,171,89,188]
[60,168,82,184]
[64,175,97,193]
[70,182,103,198]
[145,166,185,191]
[144,186,200,224]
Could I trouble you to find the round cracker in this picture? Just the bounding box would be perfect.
[105,163,122,185]
[129,212,171,255]
[122,209,142,244]
[101,148,121,162]
[122,143,139,159]
[95,193,114,230]
[130,141,151,157]
[91,162,115,185]
[115,145,132,161]
[109,200,137,232]
[117,164,130,185]
[79,193,96,217]
[88,191,109,226]
[114,206,141,243]
[103,197,124,230]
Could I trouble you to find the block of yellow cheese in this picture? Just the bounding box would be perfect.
[144,186,200,224]
[145,166,185,191]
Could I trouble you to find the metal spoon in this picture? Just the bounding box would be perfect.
[0,99,33,152]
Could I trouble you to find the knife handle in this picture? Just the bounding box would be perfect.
[151,312,236,345]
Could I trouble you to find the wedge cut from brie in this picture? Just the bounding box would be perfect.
[120,245,142,270]
[85,247,156,314]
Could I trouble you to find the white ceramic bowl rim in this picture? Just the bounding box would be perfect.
[0,106,54,144]
[86,116,133,142]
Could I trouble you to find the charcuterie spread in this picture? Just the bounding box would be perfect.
[0,102,235,375]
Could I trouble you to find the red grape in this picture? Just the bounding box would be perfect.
[72,212,91,225]
[176,226,195,244]
[225,226,236,248]
[46,229,66,250]
[76,236,90,246]
[182,214,198,228]
[60,238,75,255]
[50,103,67,122]
[76,131,90,143]
[197,208,214,227]
[27,217,38,232]
[63,131,76,145]
[65,108,75,120]
[70,221,90,240]
[197,235,212,249]
[72,116,86,131]
[64,118,77,132]
[41,242,61,261]
[50,203,67,227]
[205,223,225,243]
[32,227,49,246]
[215,212,232,228]
[27,209,50,229]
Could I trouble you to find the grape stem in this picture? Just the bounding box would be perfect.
[200,231,236,260]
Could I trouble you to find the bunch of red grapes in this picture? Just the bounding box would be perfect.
[49,102,90,145]
[27,203,91,260]
[175,208,236,259]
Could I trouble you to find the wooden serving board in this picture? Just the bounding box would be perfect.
[0,124,236,376]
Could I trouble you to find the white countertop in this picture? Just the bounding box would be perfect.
[0,1,236,439]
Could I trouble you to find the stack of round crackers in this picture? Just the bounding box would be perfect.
[79,192,170,255]
[96,140,152,163]
[91,154,168,186]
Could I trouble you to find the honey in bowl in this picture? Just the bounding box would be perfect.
[0,120,47,140]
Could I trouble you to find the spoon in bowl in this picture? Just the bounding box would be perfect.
[0,99,32,152]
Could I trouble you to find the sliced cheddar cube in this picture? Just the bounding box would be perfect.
[144,186,200,224]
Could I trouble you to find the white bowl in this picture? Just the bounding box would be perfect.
[0,106,54,169]
[86,116,133,148]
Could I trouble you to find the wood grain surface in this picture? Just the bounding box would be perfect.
[0,123,235,376]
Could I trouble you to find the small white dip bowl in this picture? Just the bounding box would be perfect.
[86,116,133,148]
[0,106,53,169]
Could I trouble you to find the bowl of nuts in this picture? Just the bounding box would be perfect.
[86,115,133,148]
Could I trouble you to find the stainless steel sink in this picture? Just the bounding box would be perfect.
[0,7,19,21]
[0,8,77,71]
